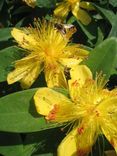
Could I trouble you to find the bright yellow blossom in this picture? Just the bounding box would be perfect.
[7,19,88,89]
[34,65,117,156]
[23,0,36,8]
[54,0,95,25]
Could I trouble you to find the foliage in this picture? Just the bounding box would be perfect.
[0,0,117,156]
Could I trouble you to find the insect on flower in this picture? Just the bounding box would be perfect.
[54,23,76,38]
[7,18,89,89]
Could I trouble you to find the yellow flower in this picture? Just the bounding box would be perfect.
[23,0,36,8]
[54,0,95,25]
[34,65,117,156]
[7,19,88,89]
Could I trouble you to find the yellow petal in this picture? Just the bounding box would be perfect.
[98,97,117,117]
[70,65,92,85]
[34,88,71,117]
[59,58,82,68]
[58,117,98,156]
[44,61,67,88]
[20,61,42,89]
[97,97,117,153]
[101,119,117,153]
[80,2,95,10]
[76,118,98,156]
[11,28,38,51]
[58,129,78,156]
[34,87,80,122]
[54,2,70,18]
[7,55,42,88]
[72,3,91,25]
[64,44,89,59]
[69,65,92,102]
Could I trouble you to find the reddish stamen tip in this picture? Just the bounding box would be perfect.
[46,104,59,121]
[77,126,84,135]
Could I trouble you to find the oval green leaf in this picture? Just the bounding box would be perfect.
[0,88,61,132]
[85,37,117,78]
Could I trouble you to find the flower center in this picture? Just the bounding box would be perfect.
[86,105,100,118]
[44,46,55,57]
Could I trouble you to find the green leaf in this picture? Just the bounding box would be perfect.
[0,28,12,42]
[36,0,56,8]
[109,0,117,7]
[0,46,24,82]
[108,15,117,37]
[85,37,117,78]
[68,16,96,42]
[0,132,24,156]
[93,4,115,24]
[94,5,117,38]
[0,88,61,132]
[95,27,104,46]
[76,20,96,41]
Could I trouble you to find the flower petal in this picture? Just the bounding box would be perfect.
[76,118,98,156]
[54,2,70,18]
[44,61,67,88]
[7,55,42,88]
[58,129,78,156]
[69,65,92,102]
[58,117,98,156]
[20,61,42,89]
[11,28,38,51]
[64,44,89,59]
[101,119,117,153]
[72,3,92,25]
[34,88,72,117]
[97,97,117,153]
[59,58,82,68]
[70,65,92,85]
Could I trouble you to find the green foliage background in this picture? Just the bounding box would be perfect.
[0,0,117,155]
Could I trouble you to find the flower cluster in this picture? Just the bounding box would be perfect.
[7,1,117,155]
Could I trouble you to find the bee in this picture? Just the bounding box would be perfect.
[54,23,76,38]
